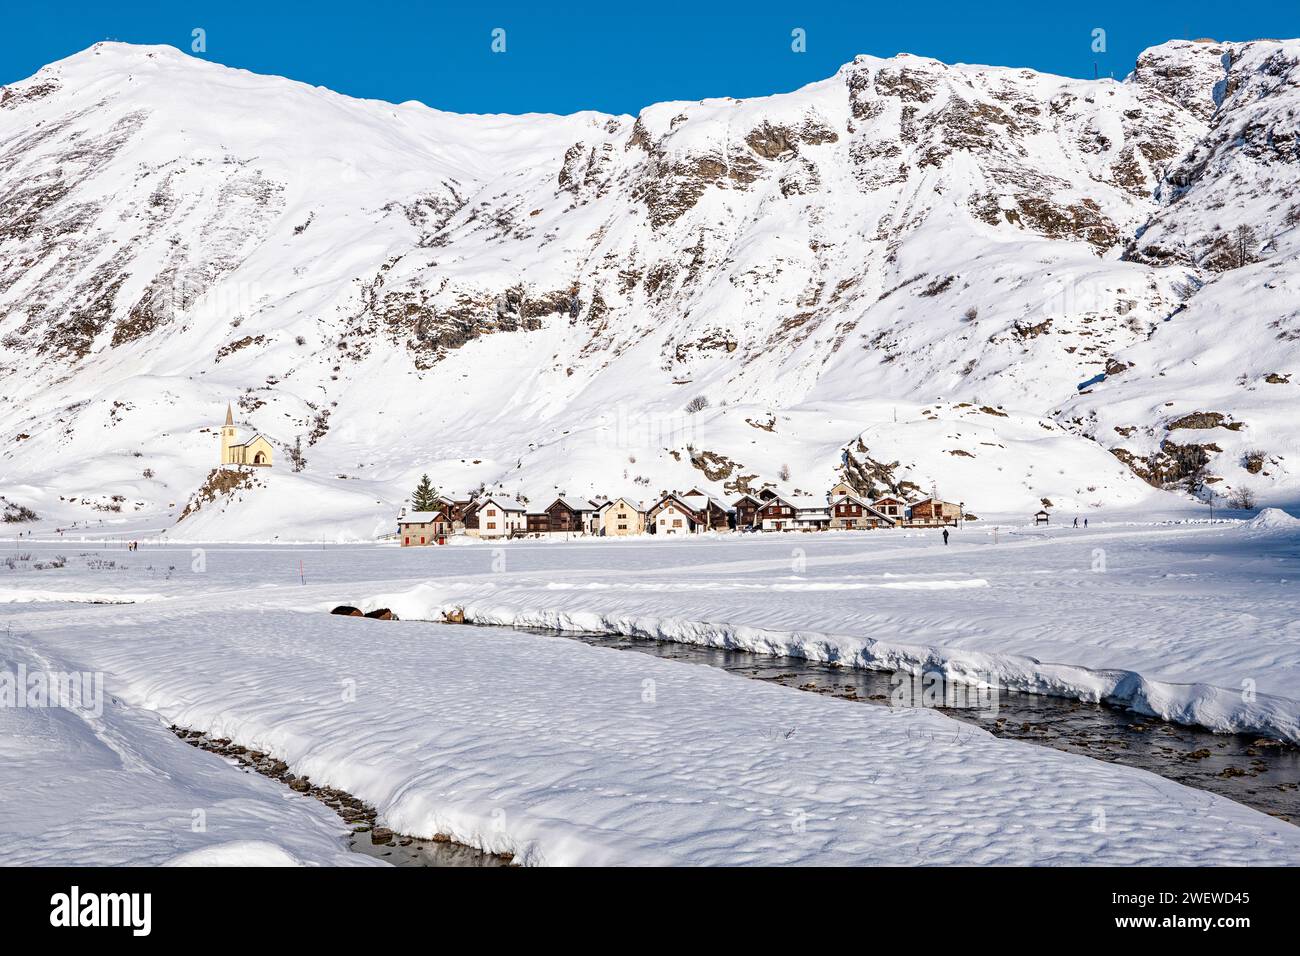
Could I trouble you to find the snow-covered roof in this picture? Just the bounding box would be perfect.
[550,496,596,513]
[680,492,727,512]
[830,492,873,507]
[399,511,446,523]
[480,496,525,512]
[601,497,644,512]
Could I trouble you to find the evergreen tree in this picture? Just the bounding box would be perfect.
[411,474,438,512]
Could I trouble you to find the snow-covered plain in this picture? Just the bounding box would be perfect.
[0,630,374,866]
[3,518,1298,865]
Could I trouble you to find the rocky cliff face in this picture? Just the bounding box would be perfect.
[1,39,1297,537]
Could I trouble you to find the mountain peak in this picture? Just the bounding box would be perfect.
[2,37,1298,536]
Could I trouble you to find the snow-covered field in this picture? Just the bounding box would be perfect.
[3,516,1298,865]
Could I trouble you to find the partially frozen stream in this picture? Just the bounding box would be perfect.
[516,626,1300,825]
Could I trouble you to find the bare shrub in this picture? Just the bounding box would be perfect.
[1227,487,1257,510]
[685,395,710,414]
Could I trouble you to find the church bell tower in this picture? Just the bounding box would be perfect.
[220,403,237,465]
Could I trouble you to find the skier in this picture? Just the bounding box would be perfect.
[942,528,950,546]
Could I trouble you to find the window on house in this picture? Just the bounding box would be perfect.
[673,519,682,528]
[487,522,496,529]
[618,523,627,530]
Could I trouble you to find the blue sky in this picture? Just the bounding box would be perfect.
[2,1,1296,115]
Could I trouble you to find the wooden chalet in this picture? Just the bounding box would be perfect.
[1034,509,1050,526]
[442,498,475,523]
[460,499,481,532]
[526,512,551,534]
[829,493,894,530]
[906,497,962,527]
[679,491,730,531]
[731,493,763,530]
[756,495,797,531]
[545,497,595,534]
[872,495,908,521]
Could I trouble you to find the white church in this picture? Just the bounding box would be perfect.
[219,404,273,467]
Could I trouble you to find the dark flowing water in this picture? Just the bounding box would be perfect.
[171,726,513,867]
[180,619,1300,868]
[516,627,1300,824]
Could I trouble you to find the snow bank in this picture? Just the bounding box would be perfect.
[1243,508,1300,532]
[0,633,376,867]
[406,597,1300,746]
[18,603,1300,866]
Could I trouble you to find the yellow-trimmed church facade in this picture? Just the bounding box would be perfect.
[219,404,273,467]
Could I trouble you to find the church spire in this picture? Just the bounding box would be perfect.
[224,403,234,427]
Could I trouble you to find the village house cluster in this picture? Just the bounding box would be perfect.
[395,482,965,546]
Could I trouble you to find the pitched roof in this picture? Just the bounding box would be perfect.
[224,403,234,427]
[601,496,643,512]
[830,493,896,521]
[549,496,595,513]
[831,492,875,508]
[647,494,698,520]
[680,492,727,513]
[480,496,525,512]
[400,511,447,523]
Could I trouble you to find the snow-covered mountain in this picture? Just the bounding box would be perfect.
[2,39,1298,539]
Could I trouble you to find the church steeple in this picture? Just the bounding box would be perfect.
[220,402,238,465]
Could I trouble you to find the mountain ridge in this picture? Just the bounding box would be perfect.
[1,39,1297,540]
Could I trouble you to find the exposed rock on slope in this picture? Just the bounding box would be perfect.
[1,39,1298,537]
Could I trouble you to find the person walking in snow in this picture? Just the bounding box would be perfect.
[1073,517,1078,528]
[942,528,950,545]
[1083,518,1088,529]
